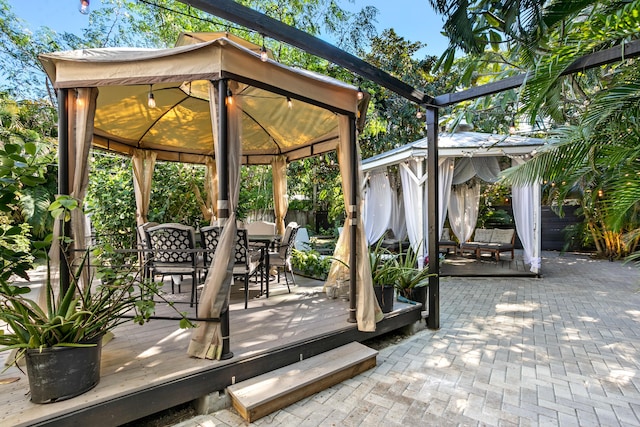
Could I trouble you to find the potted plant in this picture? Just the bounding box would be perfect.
[0,197,193,403]
[369,240,399,313]
[394,243,435,308]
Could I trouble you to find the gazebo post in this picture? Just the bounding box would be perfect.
[426,106,440,330]
[57,88,71,296]
[217,79,233,359]
[348,116,357,323]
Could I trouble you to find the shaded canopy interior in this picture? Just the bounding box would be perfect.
[39,32,368,165]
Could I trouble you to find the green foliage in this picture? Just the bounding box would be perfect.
[86,155,206,249]
[0,94,57,285]
[290,248,332,280]
[394,243,434,299]
[359,29,453,159]
[368,240,400,287]
[0,202,195,361]
[238,165,273,220]
[149,162,206,227]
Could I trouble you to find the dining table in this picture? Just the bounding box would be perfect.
[247,234,281,298]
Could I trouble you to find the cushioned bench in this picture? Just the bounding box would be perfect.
[459,228,515,261]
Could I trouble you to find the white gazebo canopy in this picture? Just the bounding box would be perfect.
[362,131,551,274]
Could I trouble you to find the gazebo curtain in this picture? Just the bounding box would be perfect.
[390,186,407,241]
[42,88,98,307]
[399,159,427,264]
[271,155,288,235]
[364,171,392,244]
[326,115,382,331]
[188,81,242,360]
[398,157,454,263]
[437,157,454,242]
[451,157,501,185]
[132,149,157,226]
[448,181,481,243]
[204,157,218,221]
[513,183,541,273]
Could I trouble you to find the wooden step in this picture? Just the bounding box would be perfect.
[227,342,378,422]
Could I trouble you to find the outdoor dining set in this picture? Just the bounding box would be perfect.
[137,220,300,312]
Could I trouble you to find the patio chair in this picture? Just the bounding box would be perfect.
[245,220,276,236]
[233,228,264,309]
[268,222,299,292]
[199,225,222,277]
[137,221,159,280]
[145,223,200,309]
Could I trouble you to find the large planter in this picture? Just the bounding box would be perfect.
[25,335,103,404]
[408,287,427,308]
[373,285,394,313]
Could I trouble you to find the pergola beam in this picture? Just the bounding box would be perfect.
[183,0,433,105]
[433,39,640,107]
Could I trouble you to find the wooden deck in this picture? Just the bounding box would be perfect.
[0,270,422,427]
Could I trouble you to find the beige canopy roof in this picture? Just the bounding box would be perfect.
[39,32,368,164]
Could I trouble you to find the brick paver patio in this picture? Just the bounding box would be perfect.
[180,251,640,426]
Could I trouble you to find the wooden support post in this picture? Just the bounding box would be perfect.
[426,107,440,330]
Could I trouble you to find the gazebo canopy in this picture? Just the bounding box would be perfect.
[362,131,549,171]
[39,32,380,360]
[39,32,368,165]
[361,131,552,274]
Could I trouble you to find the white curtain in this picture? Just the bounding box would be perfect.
[271,155,288,235]
[326,115,382,331]
[364,172,393,244]
[132,149,157,226]
[448,182,481,243]
[437,157,454,241]
[188,81,242,360]
[399,159,427,265]
[389,187,407,241]
[512,184,541,273]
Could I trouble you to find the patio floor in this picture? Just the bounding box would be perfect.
[186,250,640,426]
[0,269,421,426]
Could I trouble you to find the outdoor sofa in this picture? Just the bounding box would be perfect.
[459,228,516,261]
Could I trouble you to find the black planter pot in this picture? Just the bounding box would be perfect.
[408,287,427,308]
[373,285,394,313]
[25,335,103,404]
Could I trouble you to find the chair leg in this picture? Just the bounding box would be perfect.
[244,274,249,309]
[190,273,196,309]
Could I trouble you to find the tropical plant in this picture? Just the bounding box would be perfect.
[290,248,333,280]
[393,243,434,299]
[0,197,194,364]
[368,240,400,287]
[0,96,57,285]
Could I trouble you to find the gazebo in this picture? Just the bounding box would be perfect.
[39,32,381,360]
[361,131,551,274]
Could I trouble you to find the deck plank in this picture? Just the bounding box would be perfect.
[0,274,420,426]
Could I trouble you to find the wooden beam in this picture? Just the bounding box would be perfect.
[181,0,433,105]
[434,39,640,106]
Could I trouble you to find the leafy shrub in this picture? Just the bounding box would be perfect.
[290,249,332,280]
